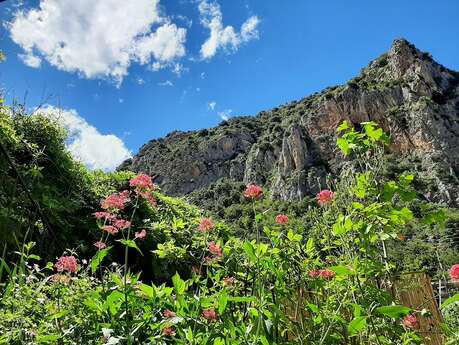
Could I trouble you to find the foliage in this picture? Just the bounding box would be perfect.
[2,121,455,344]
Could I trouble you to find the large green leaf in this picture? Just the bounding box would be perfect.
[118,239,143,255]
[90,246,112,273]
[375,305,411,318]
[172,272,186,295]
[348,316,367,336]
[440,293,459,310]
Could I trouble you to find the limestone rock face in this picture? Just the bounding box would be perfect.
[119,39,459,206]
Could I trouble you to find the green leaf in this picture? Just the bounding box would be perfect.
[348,316,367,336]
[306,238,314,254]
[118,239,143,255]
[243,241,257,262]
[90,246,112,273]
[218,290,228,314]
[337,138,350,155]
[259,336,270,345]
[172,272,186,295]
[330,265,354,276]
[229,296,257,303]
[36,335,62,343]
[375,305,411,318]
[440,293,459,309]
[337,121,349,132]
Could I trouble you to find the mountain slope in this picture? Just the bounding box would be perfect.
[119,39,459,206]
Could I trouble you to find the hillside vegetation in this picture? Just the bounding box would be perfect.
[1,98,459,344]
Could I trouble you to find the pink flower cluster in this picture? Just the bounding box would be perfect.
[275,214,289,224]
[135,229,147,239]
[402,314,420,330]
[209,241,222,257]
[308,268,336,279]
[450,264,459,285]
[202,308,218,321]
[316,189,335,206]
[94,241,107,249]
[130,173,154,191]
[243,184,263,199]
[101,191,130,210]
[162,327,176,337]
[163,309,176,318]
[199,218,215,232]
[54,255,78,274]
[223,276,235,286]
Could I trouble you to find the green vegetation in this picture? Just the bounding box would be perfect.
[1,102,458,344]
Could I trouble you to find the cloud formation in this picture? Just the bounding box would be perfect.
[40,106,131,171]
[9,0,187,84]
[198,0,260,59]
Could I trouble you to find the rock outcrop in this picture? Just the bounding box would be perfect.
[119,39,459,206]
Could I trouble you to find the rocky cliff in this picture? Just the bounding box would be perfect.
[119,39,459,206]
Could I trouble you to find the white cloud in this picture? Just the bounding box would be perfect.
[158,80,174,87]
[207,101,217,110]
[200,72,206,79]
[118,98,124,103]
[218,109,232,121]
[198,0,260,59]
[136,77,145,85]
[39,106,131,171]
[9,0,187,84]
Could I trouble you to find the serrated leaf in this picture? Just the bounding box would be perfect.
[348,316,367,336]
[90,246,112,273]
[441,293,459,310]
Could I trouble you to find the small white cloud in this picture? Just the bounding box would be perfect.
[19,53,41,68]
[40,106,131,171]
[198,0,260,59]
[196,87,201,92]
[207,101,217,110]
[200,72,206,79]
[158,80,174,87]
[218,108,232,121]
[9,0,187,84]
[118,98,124,103]
[136,77,145,85]
[172,63,188,76]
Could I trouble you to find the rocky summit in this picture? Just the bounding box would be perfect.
[119,39,459,206]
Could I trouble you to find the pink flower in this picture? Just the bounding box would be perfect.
[402,314,420,330]
[135,229,147,239]
[318,269,336,279]
[308,270,320,278]
[114,219,131,229]
[223,276,235,286]
[316,189,335,206]
[163,309,176,318]
[199,218,215,232]
[162,326,176,337]
[308,269,335,279]
[449,264,459,281]
[243,184,263,199]
[130,174,154,191]
[54,255,78,273]
[209,241,222,258]
[275,214,289,224]
[202,308,218,321]
[204,256,214,265]
[94,241,107,249]
[104,225,119,235]
[101,191,130,210]
[140,191,157,208]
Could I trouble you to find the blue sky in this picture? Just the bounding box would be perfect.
[1,0,458,170]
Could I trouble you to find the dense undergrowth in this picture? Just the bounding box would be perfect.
[1,96,459,344]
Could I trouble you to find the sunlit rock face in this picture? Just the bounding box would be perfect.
[120,39,459,206]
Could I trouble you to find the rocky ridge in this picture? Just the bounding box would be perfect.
[119,39,459,206]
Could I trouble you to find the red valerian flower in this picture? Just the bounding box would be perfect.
[199,218,215,232]
[450,264,459,285]
[308,269,335,279]
[94,211,116,221]
[202,308,218,321]
[135,229,147,239]
[130,174,154,191]
[162,326,176,337]
[101,191,130,210]
[114,219,131,229]
[316,189,335,206]
[140,191,157,208]
[54,255,78,273]
[243,184,263,199]
[94,241,107,249]
[318,269,336,279]
[402,314,420,330]
[104,225,119,235]
[208,241,222,257]
[163,309,176,318]
[223,276,236,286]
[275,214,289,224]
